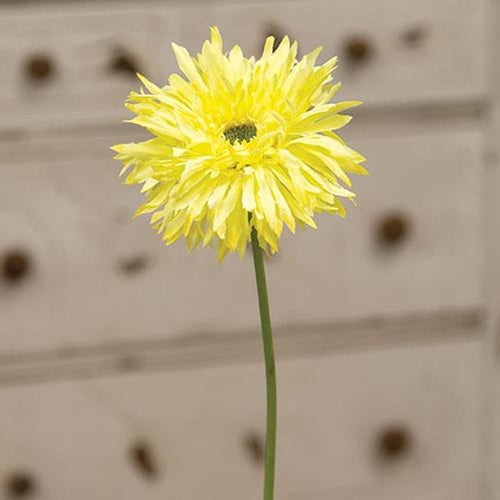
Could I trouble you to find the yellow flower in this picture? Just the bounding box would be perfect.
[112,26,367,261]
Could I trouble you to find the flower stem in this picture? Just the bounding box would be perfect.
[250,229,277,500]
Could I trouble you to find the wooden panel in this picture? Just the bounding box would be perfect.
[0,0,487,133]
[0,3,212,131]
[0,122,483,353]
[267,124,484,325]
[0,340,482,500]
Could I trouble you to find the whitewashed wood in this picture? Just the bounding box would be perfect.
[267,123,484,326]
[0,122,483,354]
[0,164,86,354]
[0,310,480,386]
[0,132,253,353]
[482,0,500,499]
[0,340,482,500]
[0,1,491,498]
[0,0,487,133]
[214,0,487,108]
[0,3,213,132]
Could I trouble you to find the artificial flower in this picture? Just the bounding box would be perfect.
[112,26,367,261]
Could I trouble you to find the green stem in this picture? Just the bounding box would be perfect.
[250,229,277,500]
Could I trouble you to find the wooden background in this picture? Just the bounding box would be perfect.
[0,0,496,499]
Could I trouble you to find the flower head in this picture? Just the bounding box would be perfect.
[112,27,367,261]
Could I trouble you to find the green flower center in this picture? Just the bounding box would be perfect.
[223,123,257,145]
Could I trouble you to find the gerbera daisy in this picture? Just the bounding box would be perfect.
[112,26,366,261]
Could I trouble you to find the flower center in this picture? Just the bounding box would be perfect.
[223,123,257,145]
